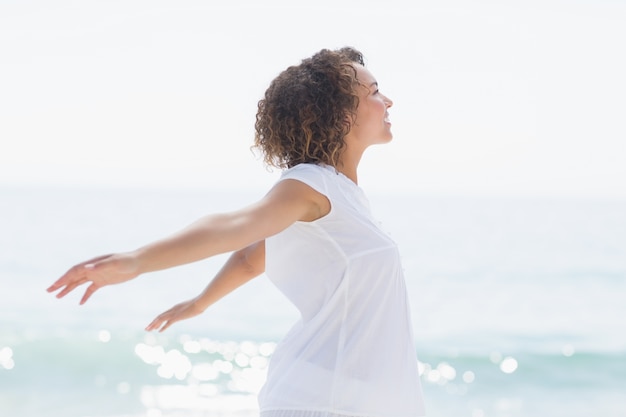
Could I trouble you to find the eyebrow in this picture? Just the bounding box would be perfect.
[369,82,378,87]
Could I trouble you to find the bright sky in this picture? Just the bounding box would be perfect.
[1,0,625,198]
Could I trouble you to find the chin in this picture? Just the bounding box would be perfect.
[375,136,393,145]
[369,130,393,145]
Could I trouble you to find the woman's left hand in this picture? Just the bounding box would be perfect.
[145,299,204,332]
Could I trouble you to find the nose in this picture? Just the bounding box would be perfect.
[383,94,393,108]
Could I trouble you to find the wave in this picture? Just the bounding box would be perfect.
[3,329,624,389]
[2,328,625,417]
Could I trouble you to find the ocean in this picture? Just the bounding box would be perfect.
[1,186,625,417]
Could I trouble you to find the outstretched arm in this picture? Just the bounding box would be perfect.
[145,240,265,332]
[47,179,328,304]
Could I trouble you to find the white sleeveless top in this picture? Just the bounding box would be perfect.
[259,163,425,417]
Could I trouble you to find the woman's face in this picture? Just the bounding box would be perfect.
[348,65,394,147]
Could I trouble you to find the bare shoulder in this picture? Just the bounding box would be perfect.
[262,178,331,223]
[221,177,331,243]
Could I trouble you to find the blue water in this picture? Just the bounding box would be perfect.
[1,186,625,417]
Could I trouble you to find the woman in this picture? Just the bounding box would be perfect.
[48,47,425,417]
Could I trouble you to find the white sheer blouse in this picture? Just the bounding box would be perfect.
[260,163,425,417]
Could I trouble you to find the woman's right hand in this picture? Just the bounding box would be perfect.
[47,253,140,304]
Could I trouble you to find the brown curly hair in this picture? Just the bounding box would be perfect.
[253,47,365,169]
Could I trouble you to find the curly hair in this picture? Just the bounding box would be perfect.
[253,47,365,169]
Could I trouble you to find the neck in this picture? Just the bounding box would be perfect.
[336,146,364,185]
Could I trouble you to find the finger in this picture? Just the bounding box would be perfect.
[145,318,163,331]
[47,266,82,293]
[146,311,172,331]
[55,277,89,298]
[147,314,176,332]
[80,283,99,305]
[47,279,64,293]
[159,319,176,332]
[48,255,111,293]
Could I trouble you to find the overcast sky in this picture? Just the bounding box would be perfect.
[1,0,624,198]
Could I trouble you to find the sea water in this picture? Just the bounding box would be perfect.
[1,186,625,417]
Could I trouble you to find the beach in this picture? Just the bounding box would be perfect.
[1,186,625,417]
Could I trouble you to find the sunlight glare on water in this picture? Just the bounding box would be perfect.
[0,346,14,370]
[499,357,518,374]
[132,338,273,415]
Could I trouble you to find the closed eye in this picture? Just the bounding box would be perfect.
[369,81,379,95]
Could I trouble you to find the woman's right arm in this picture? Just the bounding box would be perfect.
[47,178,329,304]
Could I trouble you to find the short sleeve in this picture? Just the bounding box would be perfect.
[278,164,329,199]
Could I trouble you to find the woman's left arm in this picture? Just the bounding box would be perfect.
[145,240,265,332]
